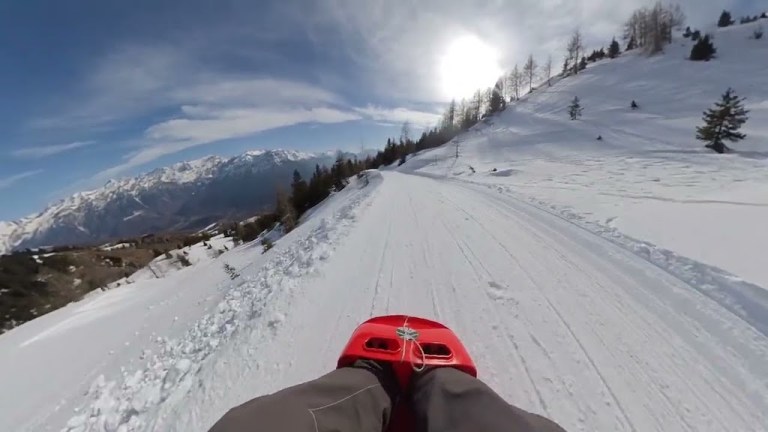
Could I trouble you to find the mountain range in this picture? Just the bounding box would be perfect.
[0,149,344,253]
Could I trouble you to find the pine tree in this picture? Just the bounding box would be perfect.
[489,77,505,113]
[717,10,734,27]
[697,88,749,153]
[568,96,583,120]
[690,35,716,61]
[608,38,621,58]
[579,56,587,71]
[290,169,309,214]
[691,30,701,41]
[683,26,692,38]
[626,35,637,51]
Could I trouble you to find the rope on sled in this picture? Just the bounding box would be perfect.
[396,316,426,372]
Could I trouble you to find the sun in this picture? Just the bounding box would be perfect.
[439,34,503,100]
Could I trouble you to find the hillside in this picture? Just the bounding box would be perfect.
[405,19,768,288]
[0,230,230,333]
[2,14,768,432]
[0,149,336,254]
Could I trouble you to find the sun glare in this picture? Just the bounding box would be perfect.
[439,34,502,100]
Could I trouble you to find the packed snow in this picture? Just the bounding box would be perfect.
[2,22,768,432]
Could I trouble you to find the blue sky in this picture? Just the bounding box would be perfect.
[0,0,759,220]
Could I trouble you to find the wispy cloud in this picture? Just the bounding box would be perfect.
[0,170,44,190]
[354,105,441,129]
[29,45,194,131]
[147,106,359,143]
[11,141,96,159]
[89,77,364,182]
[173,78,341,106]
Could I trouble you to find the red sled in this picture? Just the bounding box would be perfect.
[337,315,477,432]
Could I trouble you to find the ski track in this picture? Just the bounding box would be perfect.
[47,170,768,432]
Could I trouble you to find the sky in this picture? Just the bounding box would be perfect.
[0,0,760,220]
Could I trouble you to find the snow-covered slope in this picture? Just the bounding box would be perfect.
[2,169,767,432]
[0,149,331,254]
[405,20,768,288]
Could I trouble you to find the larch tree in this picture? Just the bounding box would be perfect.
[523,54,538,92]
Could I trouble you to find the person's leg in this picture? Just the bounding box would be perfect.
[208,360,398,432]
[410,368,566,432]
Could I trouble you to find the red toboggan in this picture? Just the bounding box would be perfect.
[337,315,477,432]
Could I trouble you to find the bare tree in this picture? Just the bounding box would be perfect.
[472,90,485,121]
[457,98,471,130]
[668,4,686,30]
[441,99,456,132]
[623,2,686,54]
[566,29,584,75]
[543,55,553,86]
[507,65,523,100]
[523,54,538,92]
[400,121,411,144]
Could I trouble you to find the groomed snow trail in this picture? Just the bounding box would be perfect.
[185,171,768,432]
[33,170,768,432]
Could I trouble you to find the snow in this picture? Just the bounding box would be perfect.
[2,23,768,432]
[404,20,768,288]
[105,235,236,288]
[1,164,767,431]
[99,243,132,251]
[0,170,381,432]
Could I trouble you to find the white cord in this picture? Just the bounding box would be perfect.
[396,316,426,372]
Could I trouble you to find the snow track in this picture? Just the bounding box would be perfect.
[5,171,768,432]
[204,171,768,432]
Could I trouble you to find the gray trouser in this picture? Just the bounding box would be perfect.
[209,365,566,432]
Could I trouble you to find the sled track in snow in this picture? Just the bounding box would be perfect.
[444,186,644,429]
[325,171,767,431]
[21,170,767,432]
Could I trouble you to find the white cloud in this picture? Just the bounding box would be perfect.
[354,105,441,129]
[0,170,44,190]
[173,78,341,106]
[92,93,443,181]
[146,106,359,143]
[11,141,95,159]
[297,0,742,102]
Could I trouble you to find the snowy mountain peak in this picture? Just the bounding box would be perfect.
[0,149,331,254]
